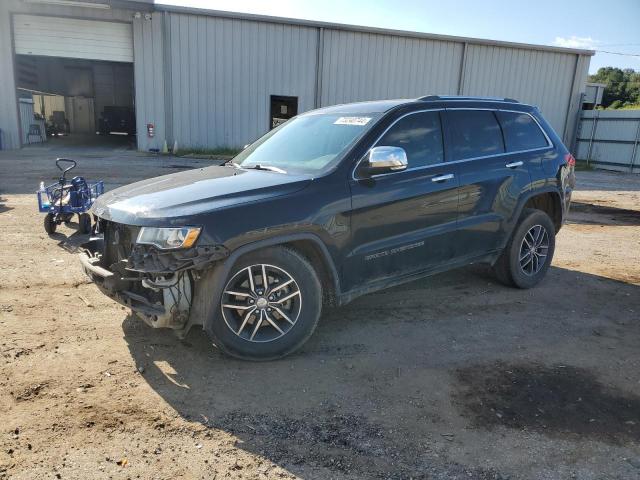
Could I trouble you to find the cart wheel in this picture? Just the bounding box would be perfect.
[44,213,56,234]
[79,213,91,234]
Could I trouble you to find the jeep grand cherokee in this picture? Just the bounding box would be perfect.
[80,95,575,360]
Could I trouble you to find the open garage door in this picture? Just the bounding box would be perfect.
[13,14,133,63]
[13,15,135,149]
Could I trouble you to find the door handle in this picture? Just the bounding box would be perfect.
[431,173,454,183]
[505,161,524,169]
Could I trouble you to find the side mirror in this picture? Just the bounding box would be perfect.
[366,146,408,174]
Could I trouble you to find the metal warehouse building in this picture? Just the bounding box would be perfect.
[0,0,593,152]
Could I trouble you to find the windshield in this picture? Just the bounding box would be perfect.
[233,112,379,174]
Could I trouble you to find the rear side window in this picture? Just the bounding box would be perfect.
[377,111,444,168]
[497,111,549,152]
[448,110,504,160]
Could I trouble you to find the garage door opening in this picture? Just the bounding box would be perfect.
[12,14,135,150]
[16,55,136,149]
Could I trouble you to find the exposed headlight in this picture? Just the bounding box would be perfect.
[136,227,201,250]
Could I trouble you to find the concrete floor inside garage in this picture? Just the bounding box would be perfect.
[0,149,638,479]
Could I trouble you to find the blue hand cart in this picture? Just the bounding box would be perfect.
[37,158,104,234]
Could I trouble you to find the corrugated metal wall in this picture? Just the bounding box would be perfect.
[0,2,21,150]
[132,14,166,151]
[319,29,464,106]
[461,44,585,141]
[319,30,589,145]
[159,16,589,150]
[575,110,640,173]
[164,13,318,148]
[0,3,591,151]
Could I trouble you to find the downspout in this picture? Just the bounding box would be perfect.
[457,42,468,95]
[314,27,324,108]
[162,10,174,147]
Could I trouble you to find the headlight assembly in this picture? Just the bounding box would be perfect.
[136,226,201,250]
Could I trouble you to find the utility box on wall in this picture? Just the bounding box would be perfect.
[583,82,606,110]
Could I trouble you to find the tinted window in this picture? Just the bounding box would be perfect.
[376,111,444,168]
[497,111,549,152]
[448,110,504,160]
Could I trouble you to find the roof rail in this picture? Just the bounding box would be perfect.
[417,95,519,103]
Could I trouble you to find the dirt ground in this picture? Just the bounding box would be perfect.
[0,155,639,479]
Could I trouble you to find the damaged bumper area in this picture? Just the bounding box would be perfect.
[79,221,228,331]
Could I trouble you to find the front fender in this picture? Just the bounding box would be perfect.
[187,233,341,337]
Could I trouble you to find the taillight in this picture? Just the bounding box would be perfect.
[565,153,576,167]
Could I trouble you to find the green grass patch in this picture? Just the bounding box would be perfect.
[176,147,241,158]
[574,160,594,171]
[617,104,640,110]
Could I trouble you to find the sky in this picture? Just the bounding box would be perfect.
[157,0,640,74]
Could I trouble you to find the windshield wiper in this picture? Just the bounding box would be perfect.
[243,164,287,174]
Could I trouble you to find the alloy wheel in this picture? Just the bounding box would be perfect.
[221,264,302,342]
[519,224,549,276]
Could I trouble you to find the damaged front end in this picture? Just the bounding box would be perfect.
[79,219,228,333]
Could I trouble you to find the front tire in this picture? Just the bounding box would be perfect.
[493,208,556,289]
[209,246,322,361]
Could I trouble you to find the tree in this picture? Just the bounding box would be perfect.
[588,67,640,108]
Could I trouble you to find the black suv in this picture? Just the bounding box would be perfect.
[80,96,575,360]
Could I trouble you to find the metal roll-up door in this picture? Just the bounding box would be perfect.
[13,14,133,63]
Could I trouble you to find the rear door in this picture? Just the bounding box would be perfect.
[345,110,459,289]
[496,109,554,189]
[444,108,532,259]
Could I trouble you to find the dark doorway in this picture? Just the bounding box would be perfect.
[270,95,298,129]
[15,55,135,149]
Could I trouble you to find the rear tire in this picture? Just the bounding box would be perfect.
[208,246,322,361]
[492,208,556,289]
[44,213,56,234]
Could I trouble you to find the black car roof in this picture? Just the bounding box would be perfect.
[307,96,535,116]
[308,99,416,115]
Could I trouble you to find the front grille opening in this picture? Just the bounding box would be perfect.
[103,221,140,266]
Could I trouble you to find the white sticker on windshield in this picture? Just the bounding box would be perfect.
[334,116,372,126]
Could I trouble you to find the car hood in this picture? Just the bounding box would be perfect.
[91,165,312,225]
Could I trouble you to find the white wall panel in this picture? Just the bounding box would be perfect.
[0,1,594,152]
[166,13,318,148]
[132,13,165,151]
[575,110,640,172]
[320,29,463,106]
[461,44,582,142]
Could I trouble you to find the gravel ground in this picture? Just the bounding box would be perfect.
[0,152,639,479]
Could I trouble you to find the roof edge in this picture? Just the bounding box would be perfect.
[152,3,595,57]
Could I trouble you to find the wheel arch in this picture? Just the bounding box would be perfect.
[521,190,563,232]
[193,233,341,336]
[496,187,563,253]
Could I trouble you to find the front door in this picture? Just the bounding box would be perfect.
[344,110,459,290]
